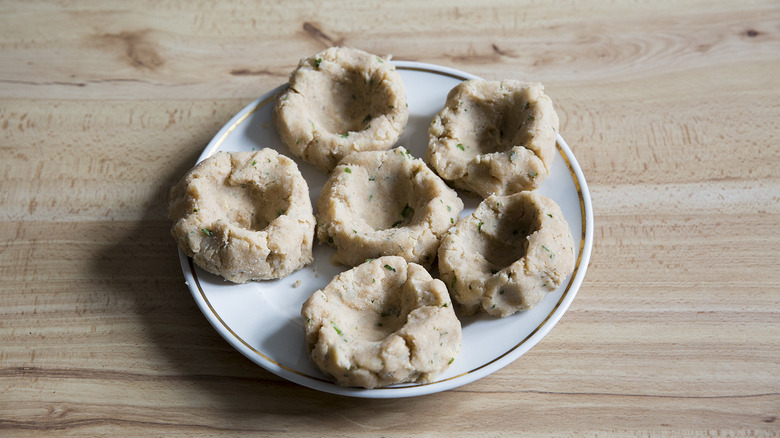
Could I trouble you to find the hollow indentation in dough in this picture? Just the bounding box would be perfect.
[311,66,396,134]
[301,256,462,388]
[339,161,417,232]
[273,47,409,172]
[168,150,315,283]
[426,79,559,198]
[477,199,541,270]
[466,96,536,156]
[317,147,464,267]
[438,191,575,317]
[220,179,291,232]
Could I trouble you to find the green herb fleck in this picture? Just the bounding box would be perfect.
[368,176,376,181]
[448,357,455,365]
[340,133,349,138]
[368,194,373,201]
[528,171,538,178]
[365,258,375,263]
[547,213,553,218]
[314,58,322,68]
[401,204,412,218]
[446,205,451,212]
[388,104,394,109]
[193,208,198,212]
[363,114,372,124]
[456,143,465,151]
[450,217,455,224]
[376,56,384,63]
[202,228,213,237]
[477,221,484,232]
[251,160,257,166]
[384,264,396,272]
[523,102,530,110]
[331,321,344,336]
[541,245,554,258]
[344,167,352,173]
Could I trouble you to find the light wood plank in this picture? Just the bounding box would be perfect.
[1,0,778,436]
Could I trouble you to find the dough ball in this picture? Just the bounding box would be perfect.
[273,47,409,172]
[168,150,315,283]
[426,80,559,198]
[317,147,464,268]
[438,191,575,317]
[301,256,462,388]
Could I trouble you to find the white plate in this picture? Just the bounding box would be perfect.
[178,61,594,398]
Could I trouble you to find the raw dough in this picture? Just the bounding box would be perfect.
[168,150,315,283]
[301,256,462,388]
[426,80,559,198]
[437,191,575,317]
[316,147,463,267]
[273,47,409,172]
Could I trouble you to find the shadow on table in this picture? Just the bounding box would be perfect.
[88,138,457,430]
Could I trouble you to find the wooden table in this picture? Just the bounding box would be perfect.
[2,1,778,436]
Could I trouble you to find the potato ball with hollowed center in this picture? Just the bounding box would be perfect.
[437,191,575,317]
[273,47,409,172]
[316,147,464,268]
[301,256,461,388]
[168,150,315,283]
[426,79,559,198]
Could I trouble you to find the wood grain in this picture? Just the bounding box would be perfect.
[1,0,779,436]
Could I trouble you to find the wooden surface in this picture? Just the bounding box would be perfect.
[1,0,779,436]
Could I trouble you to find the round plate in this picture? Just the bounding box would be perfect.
[178,61,594,398]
